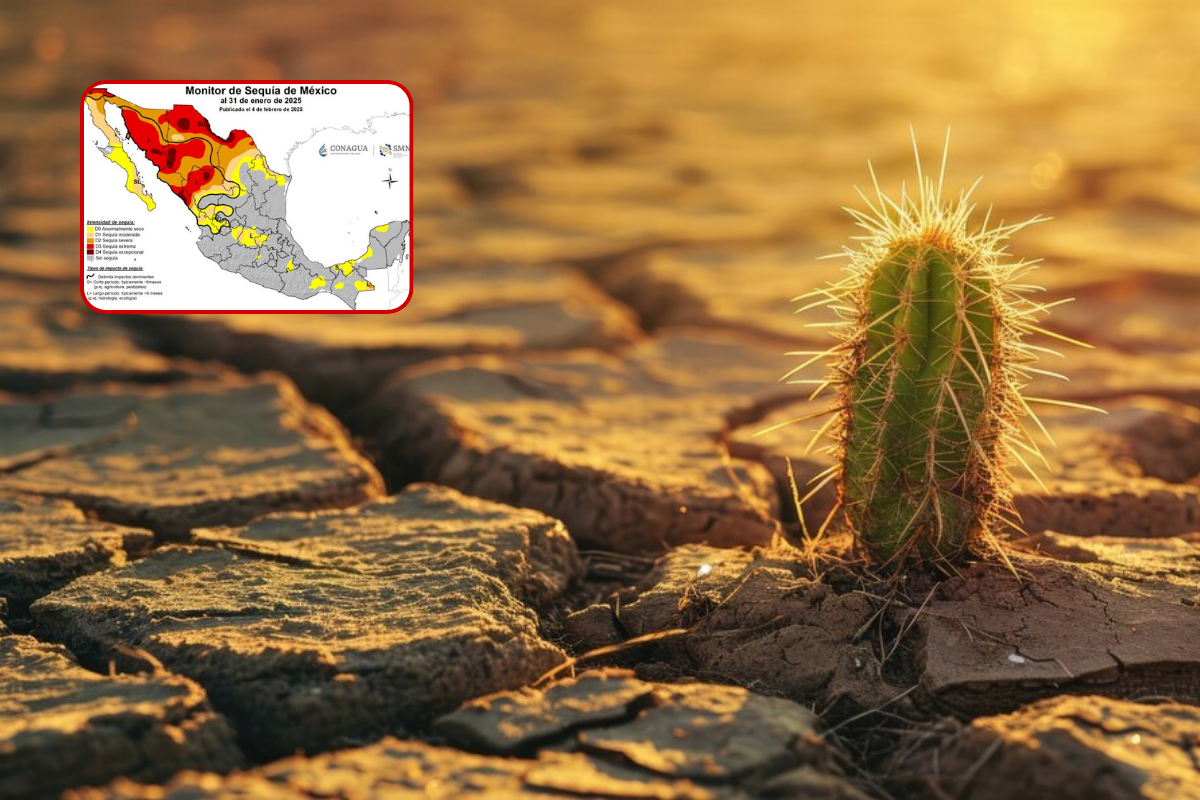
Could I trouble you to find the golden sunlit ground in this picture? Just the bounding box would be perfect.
[1,2,1199,799]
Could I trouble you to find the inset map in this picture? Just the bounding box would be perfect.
[81,81,411,312]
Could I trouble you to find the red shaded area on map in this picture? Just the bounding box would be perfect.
[88,88,258,212]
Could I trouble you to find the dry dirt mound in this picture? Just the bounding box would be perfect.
[608,544,895,716]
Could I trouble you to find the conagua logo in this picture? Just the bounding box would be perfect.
[320,144,370,156]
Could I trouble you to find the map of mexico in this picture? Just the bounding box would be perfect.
[81,81,411,312]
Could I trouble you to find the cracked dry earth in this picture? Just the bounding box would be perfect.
[4,1,1200,798]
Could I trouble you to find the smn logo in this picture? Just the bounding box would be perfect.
[379,144,392,157]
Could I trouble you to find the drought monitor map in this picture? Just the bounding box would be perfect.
[81,82,411,312]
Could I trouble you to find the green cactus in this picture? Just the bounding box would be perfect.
[841,238,1001,564]
[790,132,1091,569]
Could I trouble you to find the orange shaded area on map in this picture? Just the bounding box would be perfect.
[85,88,264,214]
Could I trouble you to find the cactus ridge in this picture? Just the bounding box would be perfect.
[791,131,1091,569]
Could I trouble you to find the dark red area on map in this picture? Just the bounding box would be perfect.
[115,101,257,209]
[121,108,244,174]
[163,137,208,174]
[159,106,250,148]
[174,165,221,207]
[121,109,166,160]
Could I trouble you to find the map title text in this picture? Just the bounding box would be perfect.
[184,86,338,97]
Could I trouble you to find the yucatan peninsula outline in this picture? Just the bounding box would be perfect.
[84,87,408,309]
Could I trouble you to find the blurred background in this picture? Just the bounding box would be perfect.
[3,0,1198,356]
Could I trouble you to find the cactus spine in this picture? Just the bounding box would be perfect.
[793,132,1083,569]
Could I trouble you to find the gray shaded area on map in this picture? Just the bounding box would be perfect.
[191,162,407,309]
[280,263,321,297]
[242,166,289,222]
[329,277,362,308]
[356,221,410,271]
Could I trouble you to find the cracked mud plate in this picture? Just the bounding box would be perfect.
[0,375,383,538]
[76,670,868,800]
[362,331,809,553]
[31,485,581,760]
[0,635,240,799]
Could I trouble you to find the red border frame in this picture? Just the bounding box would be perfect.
[79,80,413,314]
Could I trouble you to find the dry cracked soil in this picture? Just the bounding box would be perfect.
[3,1,1200,798]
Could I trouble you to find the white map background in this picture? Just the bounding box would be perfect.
[81,82,410,311]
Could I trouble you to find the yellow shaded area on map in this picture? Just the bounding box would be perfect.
[85,95,156,211]
[374,224,389,233]
[355,280,373,291]
[196,203,233,234]
[285,259,295,272]
[309,275,326,289]
[231,152,287,188]
[191,185,243,210]
[230,226,269,246]
[334,282,344,289]
[104,142,156,211]
[331,245,374,276]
